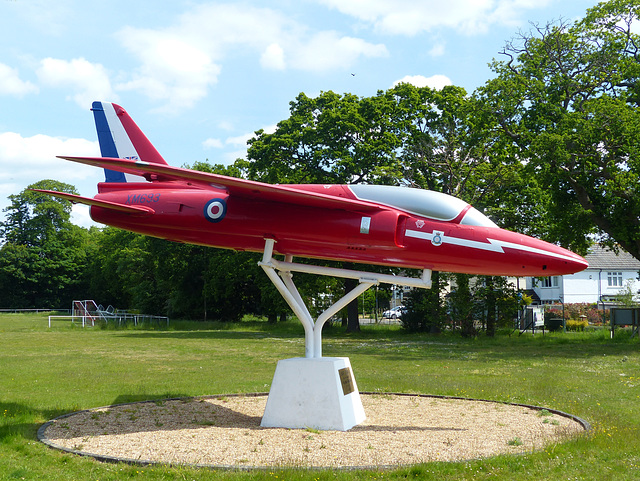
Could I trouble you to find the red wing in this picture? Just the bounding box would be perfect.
[29,189,154,216]
[58,156,381,212]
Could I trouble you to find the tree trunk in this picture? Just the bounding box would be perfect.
[344,276,361,332]
[485,276,496,337]
[455,273,476,338]
[428,270,442,333]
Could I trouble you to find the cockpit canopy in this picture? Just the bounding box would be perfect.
[348,184,498,228]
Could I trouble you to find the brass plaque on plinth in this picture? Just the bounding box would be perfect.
[338,367,355,395]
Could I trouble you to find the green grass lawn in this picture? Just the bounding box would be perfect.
[1,313,638,480]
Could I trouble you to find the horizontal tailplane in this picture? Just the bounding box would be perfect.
[29,189,154,216]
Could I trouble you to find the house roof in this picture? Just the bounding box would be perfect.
[585,245,640,270]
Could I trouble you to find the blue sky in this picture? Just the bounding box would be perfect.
[1,0,595,227]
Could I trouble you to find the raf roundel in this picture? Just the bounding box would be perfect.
[204,198,227,223]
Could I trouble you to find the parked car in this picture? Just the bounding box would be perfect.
[382,306,405,319]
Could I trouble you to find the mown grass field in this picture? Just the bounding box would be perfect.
[1,313,638,480]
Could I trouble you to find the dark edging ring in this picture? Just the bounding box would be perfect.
[37,392,590,471]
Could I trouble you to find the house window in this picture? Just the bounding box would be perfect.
[541,276,559,288]
[607,272,623,287]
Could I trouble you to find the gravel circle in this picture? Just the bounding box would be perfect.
[38,393,589,470]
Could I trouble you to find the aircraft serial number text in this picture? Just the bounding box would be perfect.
[127,193,161,204]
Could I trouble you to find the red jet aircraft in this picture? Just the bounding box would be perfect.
[38,102,587,277]
[35,102,587,357]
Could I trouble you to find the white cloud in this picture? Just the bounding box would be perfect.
[0,63,38,97]
[226,132,257,148]
[0,129,108,227]
[289,32,387,72]
[222,149,251,164]
[7,0,75,36]
[261,43,286,70]
[202,124,278,165]
[116,29,220,112]
[217,120,235,132]
[0,131,101,226]
[489,0,553,26]
[0,131,99,183]
[70,204,97,229]
[203,138,224,149]
[226,124,278,149]
[392,74,452,89]
[36,57,117,108]
[428,42,446,57]
[317,0,552,35]
[262,124,278,135]
[115,3,387,110]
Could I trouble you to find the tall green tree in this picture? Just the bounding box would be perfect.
[387,83,527,331]
[386,83,536,225]
[88,227,210,319]
[473,276,520,337]
[401,271,447,333]
[0,181,90,308]
[448,273,476,337]
[86,227,138,309]
[480,0,640,258]
[247,91,403,185]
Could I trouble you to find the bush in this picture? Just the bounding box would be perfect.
[402,284,445,333]
[545,303,606,324]
[566,319,588,331]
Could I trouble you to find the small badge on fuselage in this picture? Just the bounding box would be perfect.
[431,230,444,246]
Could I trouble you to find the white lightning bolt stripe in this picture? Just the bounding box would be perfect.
[405,229,580,263]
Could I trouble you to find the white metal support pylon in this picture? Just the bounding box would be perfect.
[259,238,432,358]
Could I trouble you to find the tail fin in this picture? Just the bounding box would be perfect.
[91,101,168,182]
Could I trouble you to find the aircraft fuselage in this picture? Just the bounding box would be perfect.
[92,182,586,277]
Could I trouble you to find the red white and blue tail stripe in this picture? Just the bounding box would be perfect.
[91,101,167,182]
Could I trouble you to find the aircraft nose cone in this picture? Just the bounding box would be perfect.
[492,229,588,277]
[550,248,588,274]
[527,240,588,276]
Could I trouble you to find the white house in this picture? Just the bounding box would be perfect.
[528,245,640,305]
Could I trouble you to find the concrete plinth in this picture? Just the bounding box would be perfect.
[260,357,366,431]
